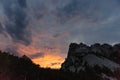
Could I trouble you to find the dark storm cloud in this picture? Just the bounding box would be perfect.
[0,23,4,33]
[30,52,44,59]
[57,0,120,23]
[18,0,27,8]
[1,0,31,45]
[0,23,6,36]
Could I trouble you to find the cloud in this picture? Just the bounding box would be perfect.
[1,0,31,45]
[56,0,120,24]
[50,62,61,66]
[18,0,27,8]
[30,52,44,59]
[0,23,4,34]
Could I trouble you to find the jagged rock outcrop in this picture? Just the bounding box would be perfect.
[61,43,120,80]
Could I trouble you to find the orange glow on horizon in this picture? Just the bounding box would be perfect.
[32,54,64,69]
[16,43,65,69]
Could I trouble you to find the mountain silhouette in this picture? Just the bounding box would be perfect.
[1,43,120,80]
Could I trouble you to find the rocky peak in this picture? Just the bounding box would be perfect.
[68,43,90,57]
[68,43,115,58]
[61,43,120,80]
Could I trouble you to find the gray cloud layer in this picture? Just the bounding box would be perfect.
[0,0,120,56]
[0,0,31,45]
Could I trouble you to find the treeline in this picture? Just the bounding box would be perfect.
[0,51,84,80]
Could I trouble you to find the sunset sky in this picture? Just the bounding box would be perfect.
[0,0,120,68]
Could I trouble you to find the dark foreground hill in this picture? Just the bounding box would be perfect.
[0,51,83,80]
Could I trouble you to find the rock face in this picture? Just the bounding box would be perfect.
[61,43,120,80]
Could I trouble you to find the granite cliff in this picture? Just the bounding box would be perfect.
[61,43,120,80]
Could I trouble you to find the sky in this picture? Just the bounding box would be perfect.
[0,0,120,68]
